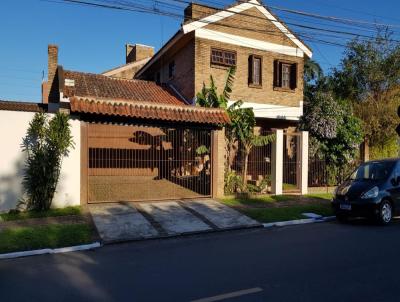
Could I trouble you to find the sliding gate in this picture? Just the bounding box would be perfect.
[86,124,212,203]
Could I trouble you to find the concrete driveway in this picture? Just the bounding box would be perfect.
[89,199,260,243]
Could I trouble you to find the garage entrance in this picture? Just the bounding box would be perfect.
[85,123,212,203]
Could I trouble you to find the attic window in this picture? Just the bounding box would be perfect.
[211,48,236,67]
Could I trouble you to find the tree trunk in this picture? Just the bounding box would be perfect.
[242,150,250,188]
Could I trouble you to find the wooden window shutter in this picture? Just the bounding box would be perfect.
[273,60,281,87]
[248,56,253,85]
[290,63,298,90]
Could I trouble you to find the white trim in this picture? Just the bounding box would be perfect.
[0,242,101,260]
[263,216,336,228]
[228,100,303,121]
[195,28,304,58]
[182,0,312,58]
[135,31,184,78]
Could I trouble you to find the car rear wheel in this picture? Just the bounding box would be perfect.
[377,200,393,225]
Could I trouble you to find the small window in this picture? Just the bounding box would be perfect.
[248,55,262,87]
[211,48,236,66]
[273,60,297,90]
[168,61,175,79]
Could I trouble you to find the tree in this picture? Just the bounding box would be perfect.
[196,67,274,191]
[196,67,236,108]
[331,29,400,154]
[233,106,275,187]
[300,91,364,175]
[304,59,323,85]
[22,112,74,211]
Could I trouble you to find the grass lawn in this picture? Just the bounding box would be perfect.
[0,224,93,254]
[221,193,334,223]
[0,206,81,222]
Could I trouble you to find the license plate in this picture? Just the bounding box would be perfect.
[340,204,351,210]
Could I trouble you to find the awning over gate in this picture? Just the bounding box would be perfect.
[70,97,230,125]
[60,69,230,126]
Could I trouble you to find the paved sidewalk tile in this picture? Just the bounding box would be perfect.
[89,204,158,243]
[138,201,211,235]
[184,199,260,229]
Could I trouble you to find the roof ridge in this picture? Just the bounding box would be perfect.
[64,69,156,85]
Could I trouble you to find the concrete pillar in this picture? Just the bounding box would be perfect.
[299,131,309,195]
[271,129,283,195]
[212,128,226,198]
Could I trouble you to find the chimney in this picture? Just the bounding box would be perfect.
[47,44,59,103]
[126,44,154,64]
[184,3,218,23]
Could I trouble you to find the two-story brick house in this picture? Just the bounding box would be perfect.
[105,0,312,131]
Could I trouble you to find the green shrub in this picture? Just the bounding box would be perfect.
[21,113,74,211]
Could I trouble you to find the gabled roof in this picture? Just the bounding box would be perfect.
[0,100,47,112]
[182,0,312,57]
[135,0,312,78]
[61,70,229,125]
[102,57,151,77]
[63,70,185,106]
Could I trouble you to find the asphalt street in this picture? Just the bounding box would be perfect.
[1,219,400,302]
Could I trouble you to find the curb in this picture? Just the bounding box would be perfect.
[263,216,336,228]
[0,242,102,260]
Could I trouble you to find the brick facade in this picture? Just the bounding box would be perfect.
[136,3,306,109]
[149,35,196,102]
[195,37,304,107]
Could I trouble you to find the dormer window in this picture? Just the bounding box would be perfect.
[211,48,236,67]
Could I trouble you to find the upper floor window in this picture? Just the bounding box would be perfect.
[168,61,176,79]
[273,60,297,90]
[281,63,291,88]
[211,48,236,67]
[248,55,262,87]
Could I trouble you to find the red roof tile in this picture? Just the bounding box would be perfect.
[63,70,185,106]
[0,100,47,112]
[70,97,230,125]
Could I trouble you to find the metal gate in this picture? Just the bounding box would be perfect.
[283,132,300,192]
[86,123,212,203]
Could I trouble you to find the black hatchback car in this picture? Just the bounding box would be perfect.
[332,158,400,224]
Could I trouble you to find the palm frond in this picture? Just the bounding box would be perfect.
[222,67,236,101]
[252,134,276,147]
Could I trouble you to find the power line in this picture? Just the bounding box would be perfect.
[51,0,394,49]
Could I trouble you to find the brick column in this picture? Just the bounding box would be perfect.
[212,128,225,198]
[299,131,309,195]
[271,129,283,195]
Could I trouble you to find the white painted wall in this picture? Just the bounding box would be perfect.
[228,101,303,121]
[0,110,80,212]
[271,129,283,195]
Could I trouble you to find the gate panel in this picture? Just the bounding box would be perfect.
[87,124,212,203]
[283,133,301,192]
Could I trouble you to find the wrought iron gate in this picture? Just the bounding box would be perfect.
[283,132,300,192]
[86,124,212,203]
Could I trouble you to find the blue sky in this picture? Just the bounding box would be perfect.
[0,0,399,102]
